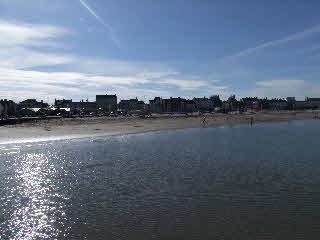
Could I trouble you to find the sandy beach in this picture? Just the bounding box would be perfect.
[0,111,319,144]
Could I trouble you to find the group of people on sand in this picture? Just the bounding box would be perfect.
[201,115,255,126]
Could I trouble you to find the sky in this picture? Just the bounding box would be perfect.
[1,0,320,103]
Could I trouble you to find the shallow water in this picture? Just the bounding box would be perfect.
[1,119,320,239]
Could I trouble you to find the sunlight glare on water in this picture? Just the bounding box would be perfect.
[0,149,70,239]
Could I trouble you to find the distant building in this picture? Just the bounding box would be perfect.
[0,99,17,118]
[240,97,258,111]
[71,100,97,114]
[295,101,313,110]
[286,97,295,102]
[149,97,195,113]
[292,97,320,110]
[185,100,196,112]
[55,99,72,108]
[18,108,37,117]
[118,98,145,112]
[306,97,320,101]
[305,97,320,109]
[149,97,164,113]
[226,95,239,112]
[164,98,184,112]
[162,98,182,112]
[193,97,214,111]
[240,97,288,112]
[286,97,296,110]
[210,95,222,108]
[19,99,48,109]
[96,94,117,112]
[269,99,288,111]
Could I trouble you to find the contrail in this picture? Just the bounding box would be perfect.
[220,24,320,62]
[79,0,121,48]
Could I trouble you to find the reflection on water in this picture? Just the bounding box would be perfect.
[1,150,70,239]
[1,119,320,239]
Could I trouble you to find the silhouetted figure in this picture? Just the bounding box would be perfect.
[250,116,254,126]
[202,116,207,126]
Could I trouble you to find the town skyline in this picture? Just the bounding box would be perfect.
[2,93,320,118]
[0,92,316,105]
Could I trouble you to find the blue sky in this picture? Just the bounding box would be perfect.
[1,0,320,102]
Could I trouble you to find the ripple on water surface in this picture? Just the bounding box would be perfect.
[1,119,320,239]
[0,145,72,239]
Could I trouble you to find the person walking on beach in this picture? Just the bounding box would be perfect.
[250,116,254,126]
[202,116,207,126]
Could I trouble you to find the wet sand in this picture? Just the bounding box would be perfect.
[0,111,319,144]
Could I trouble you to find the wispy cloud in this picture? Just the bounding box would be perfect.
[161,79,209,90]
[160,79,221,91]
[0,67,178,102]
[221,24,320,62]
[0,20,73,69]
[256,79,305,88]
[0,64,228,102]
[0,48,74,69]
[79,0,120,48]
[240,79,320,100]
[0,20,229,101]
[0,20,70,47]
[137,71,180,79]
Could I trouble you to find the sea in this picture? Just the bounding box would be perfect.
[1,119,320,239]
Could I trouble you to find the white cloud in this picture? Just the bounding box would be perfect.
[161,79,209,90]
[256,79,305,88]
[0,19,228,102]
[0,66,229,102]
[115,86,172,100]
[0,68,148,88]
[74,58,180,77]
[0,19,194,102]
[0,68,179,102]
[0,47,74,69]
[0,20,73,69]
[137,71,180,79]
[0,68,118,101]
[243,79,320,100]
[0,20,70,47]
[206,85,228,91]
[159,78,224,91]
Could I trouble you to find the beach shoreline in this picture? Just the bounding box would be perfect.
[0,111,319,144]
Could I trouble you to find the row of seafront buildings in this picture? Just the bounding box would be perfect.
[0,94,118,118]
[55,94,118,113]
[1,94,320,118]
[149,96,320,113]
